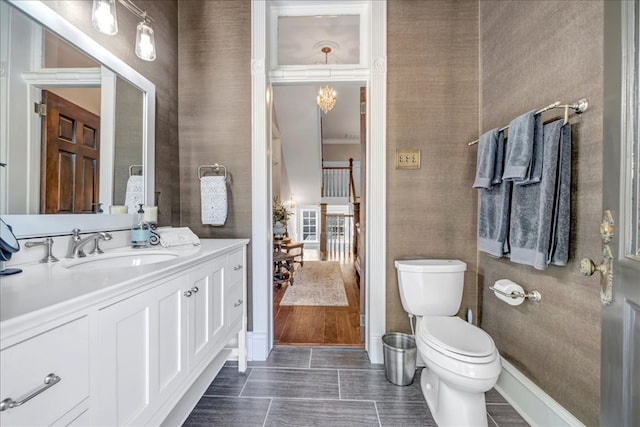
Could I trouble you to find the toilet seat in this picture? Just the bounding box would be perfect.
[418,316,497,364]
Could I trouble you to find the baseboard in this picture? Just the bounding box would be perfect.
[367,334,384,364]
[247,331,270,361]
[495,358,585,427]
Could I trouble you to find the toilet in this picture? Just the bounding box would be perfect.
[394,259,501,427]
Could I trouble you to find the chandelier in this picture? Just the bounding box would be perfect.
[316,47,337,114]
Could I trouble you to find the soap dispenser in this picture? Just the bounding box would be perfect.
[131,204,150,248]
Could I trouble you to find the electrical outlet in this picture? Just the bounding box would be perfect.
[395,149,421,169]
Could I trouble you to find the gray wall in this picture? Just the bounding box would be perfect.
[386,0,480,331]
[44,0,180,226]
[479,2,602,425]
[177,0,253,321]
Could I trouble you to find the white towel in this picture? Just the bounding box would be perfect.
[124,175,144,214]
[201,176,227,226]
[157,227,200,248]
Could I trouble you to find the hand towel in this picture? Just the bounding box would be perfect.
[509,119,563,269]
[473,128,500,189]
[201,175,227,226]
[502,110,538,183]
[157,227,201,247]
[549,123,571,266]
[124,175,144,214]
[477,132,511,257]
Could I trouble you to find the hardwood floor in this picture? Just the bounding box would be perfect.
[273,249,362,346]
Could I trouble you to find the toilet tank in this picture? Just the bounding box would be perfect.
[394,259,467,316]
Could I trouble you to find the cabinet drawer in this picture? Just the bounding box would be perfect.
[227,284,244,329]
[227,249,245,286]
[0,316,90,426]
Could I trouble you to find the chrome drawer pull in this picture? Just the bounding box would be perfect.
[191,286,199,293]
[233,265,243,271]
[233,299,243,307]
[183,290,193,297]
[0,373,61,412]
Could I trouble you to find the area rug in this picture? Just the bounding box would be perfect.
[280,261,348,306]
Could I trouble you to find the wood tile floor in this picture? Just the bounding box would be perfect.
[183,347,530,426]
[273,249,362,346]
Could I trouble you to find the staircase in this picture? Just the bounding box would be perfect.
[320,159,359,260]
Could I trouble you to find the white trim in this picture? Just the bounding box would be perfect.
[250,0,273,359]
[250,0,386,363]
[495,358,585,427]
[246,331,270,361]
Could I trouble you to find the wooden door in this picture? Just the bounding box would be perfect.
[41,90,100,214]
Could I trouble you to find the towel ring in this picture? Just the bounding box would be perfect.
[198,163,227,181]
[129,165,143,176]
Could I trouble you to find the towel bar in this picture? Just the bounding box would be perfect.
[468,98,589,146]
[198,163,227,180]
[129,164,143,176]
[489,286,541,302]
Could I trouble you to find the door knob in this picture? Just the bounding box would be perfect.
[579,257,608,277]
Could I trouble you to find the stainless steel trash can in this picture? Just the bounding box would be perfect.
[382,332,417,386]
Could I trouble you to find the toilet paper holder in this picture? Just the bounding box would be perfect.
[489,285,542,302]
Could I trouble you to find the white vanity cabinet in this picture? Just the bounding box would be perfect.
[92,247,244,426]
[0,239,248,427]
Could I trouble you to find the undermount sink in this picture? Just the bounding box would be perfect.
[64,250,180,271]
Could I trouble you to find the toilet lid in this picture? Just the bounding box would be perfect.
[418,316,496,360]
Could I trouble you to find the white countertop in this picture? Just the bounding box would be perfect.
[0,239,249,342]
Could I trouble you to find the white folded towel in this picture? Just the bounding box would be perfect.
[200,176,227,226]
[124,175,144,214]
[157,227,200,248]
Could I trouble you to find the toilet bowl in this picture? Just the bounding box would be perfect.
[394,259,502,427]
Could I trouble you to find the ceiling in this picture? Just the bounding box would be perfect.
[277,15,360,66]
[275,15,362,144]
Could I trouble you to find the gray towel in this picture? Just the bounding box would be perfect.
[478,133,511,257]
[549,124,571,266]
[518,113,544,186]
[473,128,500,189]
[503,110,537,182]
[509,119,564,269]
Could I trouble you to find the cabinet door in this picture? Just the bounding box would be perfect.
[154,275,189,405]
[95,274,188,426]
[95,291,153,426]
[188,258,225,370]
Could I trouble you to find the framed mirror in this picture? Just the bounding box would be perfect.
[1,0,155,238]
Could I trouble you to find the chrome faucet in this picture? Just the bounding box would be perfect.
[66,229,113,259]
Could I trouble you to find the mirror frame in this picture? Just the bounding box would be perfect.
[3,0,155,238]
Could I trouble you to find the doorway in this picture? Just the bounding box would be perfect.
[271,83,363,346]
[250,0,387,362]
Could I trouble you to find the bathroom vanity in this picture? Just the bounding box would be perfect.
[0,239,248,426]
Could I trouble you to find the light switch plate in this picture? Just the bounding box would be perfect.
[395,149,421,169]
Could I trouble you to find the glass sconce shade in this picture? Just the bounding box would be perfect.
[92,0,118,35]
[135,21,156,61]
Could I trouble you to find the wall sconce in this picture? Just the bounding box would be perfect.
[91,0,157,61]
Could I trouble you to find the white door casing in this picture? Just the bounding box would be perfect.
[250,0,387,362]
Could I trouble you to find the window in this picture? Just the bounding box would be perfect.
[300,208,318,243]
